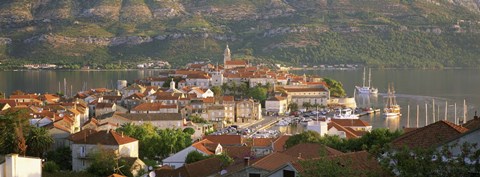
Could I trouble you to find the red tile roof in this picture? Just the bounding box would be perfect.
[202,97,215,104]
[187,74,211,79]
[132,103,177,111]
[223,146,253,162]
[125,93,145,100]
[191,139,215,155]
[328,121,360,139]
[463,116,480,130]
[71,130,137,145]
[283,87,327,92]
[252,138,274,147]
[273,135,291,152]
[0,99,17,107]
[331,119,371,127]
[204,135,243,146]
[391,120,469,149]
[68,129,98,142]
[156,157,224,177]
[220,96,234,102]
[283,143,343,159]
[225,60,248,65]
[251,152,298,171]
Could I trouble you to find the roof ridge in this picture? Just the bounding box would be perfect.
[330,121,359,138]
[440,120,469,133]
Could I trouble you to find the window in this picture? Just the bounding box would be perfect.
[80,146,86,157]
[283,170,296,177]
[249,173,261,177]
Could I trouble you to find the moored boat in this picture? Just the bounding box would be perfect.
[356,68,378,94]
[384,84,401,117]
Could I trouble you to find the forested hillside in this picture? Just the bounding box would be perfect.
[0,0,479,68]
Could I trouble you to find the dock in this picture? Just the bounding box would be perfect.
[357,109,381,117]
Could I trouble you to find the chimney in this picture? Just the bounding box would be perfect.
[298,153,302,159]
[244,157,250,167]
[121,132,124,137]
[475,111,478,120]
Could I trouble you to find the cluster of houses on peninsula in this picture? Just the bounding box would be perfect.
[2,45,479,176]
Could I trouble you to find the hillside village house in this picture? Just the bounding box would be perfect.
[282,86,330,107]
[265,96,288,116]
[121,84,146,98]
[94,102,116,117]
[162,139,222,169]
[130,102,178,114]
[70,130,139,172]
[235,99,262,123]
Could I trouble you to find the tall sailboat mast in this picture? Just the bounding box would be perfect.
[362,67,366,87]
[463,99,467,124]
[368,68,372,88]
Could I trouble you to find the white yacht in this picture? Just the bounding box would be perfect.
[333,108,359,119]
[356,68,378,94]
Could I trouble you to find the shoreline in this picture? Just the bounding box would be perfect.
[1,67,477,72]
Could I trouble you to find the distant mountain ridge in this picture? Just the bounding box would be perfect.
[0,0,479,68]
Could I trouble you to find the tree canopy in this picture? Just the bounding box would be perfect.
[116,123,192,159]
[323,78,346,97]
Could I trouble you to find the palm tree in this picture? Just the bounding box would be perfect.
[27,127,54,157]
[221,83,230,94]
[302,102,312,111]
[288,103,299,112]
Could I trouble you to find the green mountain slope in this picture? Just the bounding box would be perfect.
[0,0,479,68]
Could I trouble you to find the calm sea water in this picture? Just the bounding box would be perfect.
[1,69,479,130]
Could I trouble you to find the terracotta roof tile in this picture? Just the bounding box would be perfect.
[0,99,17,107]
[253,138,274,147]
[191,139,215,155]
[328,122,360,139]
[283,143,343,159]
[223,146,253,162]
[68,129,98,142]
[251,152,298,171]
[273,135,291,152]
[187,74,211,79]
[71,130,137,145]
[283,87,327,92]
[391,120,468,149]
[331,119,371,127]
[463,117,480,130]
[156,157,224,177]
[225,60,248,65]
[220,96,234,102]
[132,103,177,111]
[204,135,243,146]
[202,97,215,104]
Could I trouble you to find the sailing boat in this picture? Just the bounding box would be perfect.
[355,68,378,94]
[384,83,401,117]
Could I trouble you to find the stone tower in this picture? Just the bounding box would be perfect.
[224,44,231,65]
[170,78,176,89]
